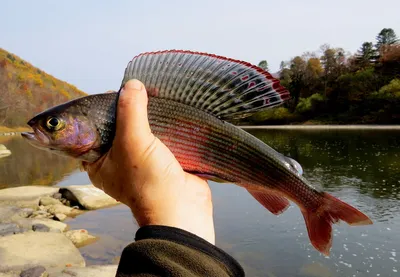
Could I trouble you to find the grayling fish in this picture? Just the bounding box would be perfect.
[21,50,372,255]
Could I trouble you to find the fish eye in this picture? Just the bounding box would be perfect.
[46,117,64,131]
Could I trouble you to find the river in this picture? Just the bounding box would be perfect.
[1,129,399,277]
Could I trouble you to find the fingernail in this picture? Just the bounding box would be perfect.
[125,79,143,91]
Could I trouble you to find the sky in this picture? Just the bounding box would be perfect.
[2,0,399,94]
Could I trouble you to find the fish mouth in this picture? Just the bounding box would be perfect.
[21,128,50,149]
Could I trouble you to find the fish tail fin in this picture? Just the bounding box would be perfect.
[301,192,373,256]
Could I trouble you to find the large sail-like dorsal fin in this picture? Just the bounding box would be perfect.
[120,50,290,121]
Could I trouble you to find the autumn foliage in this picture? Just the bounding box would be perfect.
[0,48,87,127]
[250,28,400,125]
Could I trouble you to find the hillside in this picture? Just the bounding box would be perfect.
[0,48,87,128]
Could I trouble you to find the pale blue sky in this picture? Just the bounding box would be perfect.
[2,0,399,94]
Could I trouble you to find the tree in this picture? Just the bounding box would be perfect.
[376,28,398,50]
[258,60,269,71]
[355,42,376,68]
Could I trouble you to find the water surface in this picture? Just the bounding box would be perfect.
[1,130,399,277]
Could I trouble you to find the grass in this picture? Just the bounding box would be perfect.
[0,126,30,133]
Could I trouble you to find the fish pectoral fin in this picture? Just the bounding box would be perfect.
[246,188,290,215]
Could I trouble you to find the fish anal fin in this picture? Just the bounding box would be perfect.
[247,188,290,215]
[301,192,373,256]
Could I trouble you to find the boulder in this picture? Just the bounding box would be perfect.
[14,218,67,232]
[53,214,67,222]
[0,144,11,159]
[32,224,50,232]
[46,205,82,217]
[39,197,62,207]
[0,232,85,271]
[20,266,48,277]
[0,223,23,236]
[0,187,59,209]
[47,265,117,277]
[0,271,20,277]
[60,185,119,210]
[0,206,33,223]
[64,229,98,248]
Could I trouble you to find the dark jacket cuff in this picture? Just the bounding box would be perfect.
[135,225,244,276]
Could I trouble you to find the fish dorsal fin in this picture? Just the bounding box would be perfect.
[120,50,290,121]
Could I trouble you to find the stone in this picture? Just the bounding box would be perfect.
[0,187,59,209]
[39,196,62,206]
[32,224,50,232]
[47,265,117,277]
[0,223,22,236]
[20,266,48,277]
[53,213,67,222]
[14,218,67,232]
[0,232,85,271]
[0,206,33,223]
[60,185,119,210]
[64,229,98,248]
[0,271,20,277]
[46,204,82,217]
[0,144,11,159]
[52,193,62,200]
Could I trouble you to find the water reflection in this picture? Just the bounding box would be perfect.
[1,130,400,276]
[0,135,79,189]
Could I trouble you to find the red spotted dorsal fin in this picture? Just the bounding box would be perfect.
[120,50,290,122]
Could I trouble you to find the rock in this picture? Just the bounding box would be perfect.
[52,193,62,200]
[39,196,62,206]
[0,271,20,277]
[0,187,59,209]
[32,224,50,232]
[20,266,48,277]
[0,206,33,223]
[0,144,11,159]
[0,223,22,236]
[64,229,98,248]
[53,213,67,222]
[60,185,119,210]
[0,232,85,271]
[47,265,117,277]
[46,204,82,217]
[14,218,67,232]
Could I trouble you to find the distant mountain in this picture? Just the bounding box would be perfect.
[0,48,87,127]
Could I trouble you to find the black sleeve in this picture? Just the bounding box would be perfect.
[116,225,245,277]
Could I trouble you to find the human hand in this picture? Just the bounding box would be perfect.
[82,79,215,244]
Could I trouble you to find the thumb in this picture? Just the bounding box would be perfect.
[115,79,153,145]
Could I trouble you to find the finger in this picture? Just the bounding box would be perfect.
[116,79,152,144]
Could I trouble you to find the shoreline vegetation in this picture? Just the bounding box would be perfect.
[0,126,30,133]
[240,125,400,130]
[247,28,399,126]
[1,29,399,132]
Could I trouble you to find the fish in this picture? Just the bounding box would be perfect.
[21,50,372,255]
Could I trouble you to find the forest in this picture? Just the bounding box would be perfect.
[0,48,87,129]
[250,28,400,125]
[1,28,399,129]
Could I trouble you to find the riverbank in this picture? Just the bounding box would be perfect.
[0,126,30,133]
[0,185,120,276]
[240,124,400,130]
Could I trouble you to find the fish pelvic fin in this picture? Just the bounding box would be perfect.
[121,50,290,122]
[301,192,373,256]
[247,188,290,215]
